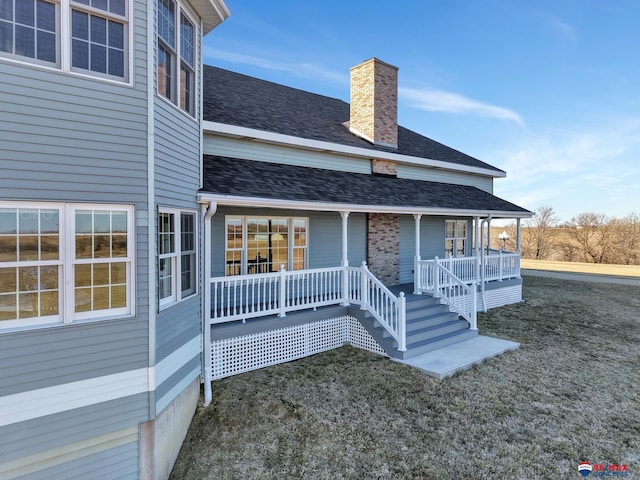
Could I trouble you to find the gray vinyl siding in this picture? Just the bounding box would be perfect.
[0,319,148,396]
[211,208,367,277]
[397,164,494,193]
[0,394,147,465]
[155,355,200,402]
[18,441,140,480]
[156,297,201,362]
[203,134,372,174]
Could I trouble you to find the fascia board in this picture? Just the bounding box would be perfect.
[197,193,533,219]
[194,0,231,34]
[202,121,506,178]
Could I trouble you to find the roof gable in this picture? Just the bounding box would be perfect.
[202,65,504,175]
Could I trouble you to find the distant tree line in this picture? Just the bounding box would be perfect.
[496,205,640,266]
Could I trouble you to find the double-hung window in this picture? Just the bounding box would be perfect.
[158,209,197,309]
[445,220,467,258]
[224,216,308,276]
[157,0,196,115]
[0,0,129,81]
[0,202,134,329]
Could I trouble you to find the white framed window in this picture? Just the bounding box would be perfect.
[0,0,130,81]
[156,0,196,116]
[445,220,467,258]
[224,216,308,276]
[0,202,134,329]
[158,209,197,309]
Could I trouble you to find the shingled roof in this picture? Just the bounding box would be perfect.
[202,65,504,175]
[201,156,530,216]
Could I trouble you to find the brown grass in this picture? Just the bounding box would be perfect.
[521,259,640,277]
[171,276,640,479]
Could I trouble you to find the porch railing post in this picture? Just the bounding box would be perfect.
[433,256,440,298]
[499,249,503,281]
[398,292,407,351]
[278,264,287,317]
[471,284,478,330]
[360,261,369,310]
[341,265,350,306]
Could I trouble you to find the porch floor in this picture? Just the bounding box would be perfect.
[394,335,520,379]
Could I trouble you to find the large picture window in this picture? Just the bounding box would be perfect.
[158,209,197,308]
[0,203,134,329]
[225,216,307,276]
[157,0,196,115]
[0,0,129,81]
[445,220,467,258]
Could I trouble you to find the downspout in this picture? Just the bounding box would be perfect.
[202,201,217,407]
[146,0,157,420]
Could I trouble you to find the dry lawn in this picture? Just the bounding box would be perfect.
[521,259,640,278]
[171,276,640,479]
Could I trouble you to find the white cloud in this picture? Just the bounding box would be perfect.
[203,47,348,85]
[399,87,524,125]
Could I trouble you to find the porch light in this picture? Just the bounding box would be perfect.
[498,231,510,250]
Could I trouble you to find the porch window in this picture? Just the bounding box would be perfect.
[0,203,134,328]
[445,220,467,257]
[224,216,308,276]
[158,209,197,309]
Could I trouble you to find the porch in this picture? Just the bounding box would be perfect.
[202,252,521,405]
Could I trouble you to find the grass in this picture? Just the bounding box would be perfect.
[521,258,640,278]
[171,276,640,479]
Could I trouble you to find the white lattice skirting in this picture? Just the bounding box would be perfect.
[479,284,522,310]
[210,316,387,380]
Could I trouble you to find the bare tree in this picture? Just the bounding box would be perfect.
[615,212,640,265]
[521,205,559,260]
[564,212,616,263]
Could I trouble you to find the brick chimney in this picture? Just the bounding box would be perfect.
[349,58,399,149]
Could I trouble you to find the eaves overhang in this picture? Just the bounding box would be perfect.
[202,120,507,179]
[192,0,230,34]
[197,193,533,219]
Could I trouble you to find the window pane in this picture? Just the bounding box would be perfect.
[179,12,193,67]
[180,213,194,250]
[75,210,92,233]
[92,0,108,12]
[72,9,89,40]
[18,209,38,234]
[0,236,17,262]
[157,0,174,47]
[110,0,125,16]
[159,257,172,299]
[75,264,92,287]
[90,15,107,45]
[19,266,38,291]
[108,20,123,48]
[93,286,109,309]
[157,44,172,99]
[111,285,125,308]
[40,210,58,233]
[40,235,58,260]
[36,0,55,31]
[75,235,92,259]
[19,292,38,318]
[90,43,106,72]
[16,0,35,26]
[40,290,58,316]
[93,262,109,285]
[0,209,16,234]
[457,221,467,237]
[0,21,12,53]
[36,29,54,61]
[19,235,38,261]
[94,211,110,233]
[226,250,241,276]
[445,221,455,238]
[0,1,13,21]
[180,64,192,112]
[108,47,123,77]
[180,252,194,296]
[112,234,126,257]
[112,211,127,232]
[0,293,17,320]
[158,212,174,254]
[75,287,91,312]
[40,265,58,289]
[94,234,110,257]
[111,261,126,284]
[0,267,16,293]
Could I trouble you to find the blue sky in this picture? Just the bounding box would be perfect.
[204,0,640,222]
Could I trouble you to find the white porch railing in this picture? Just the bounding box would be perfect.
[417,258,477,329]
[208,262,405,351]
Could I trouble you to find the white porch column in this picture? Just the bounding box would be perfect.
[340,211,350,267]
[516,218,522,252]
[340,211,350,306]
[202,201,217,407]
[474,216,480,258]
[413,214,422,294]
[486,217,492,254]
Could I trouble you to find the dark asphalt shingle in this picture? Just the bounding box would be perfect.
[202,65,504,174]
[201,156,529,214]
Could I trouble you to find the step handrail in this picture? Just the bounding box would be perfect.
[430,257,477,330]
[360,262,407,351]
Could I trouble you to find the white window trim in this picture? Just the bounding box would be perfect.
[0,201,135,330]
[0,0,133,84]
[155,0,198,117]
[158,208,198,310]
[224,216,308,276]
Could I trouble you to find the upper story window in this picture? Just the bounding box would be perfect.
[225,216,308,276]
[0,0,129,81]
[0,202,134,330]
[157,0,196,116]
[158,209,197,309]
[445,220,467,258]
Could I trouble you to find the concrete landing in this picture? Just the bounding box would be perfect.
[394,335,520,379]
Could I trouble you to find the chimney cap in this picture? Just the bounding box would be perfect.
[350,57,399,72]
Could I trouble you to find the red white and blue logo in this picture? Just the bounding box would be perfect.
[579,462,593,477]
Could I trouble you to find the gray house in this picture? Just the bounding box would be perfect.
[0,0,229,479]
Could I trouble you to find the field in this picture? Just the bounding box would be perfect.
[171,275,640,479]
[521,259,640,278]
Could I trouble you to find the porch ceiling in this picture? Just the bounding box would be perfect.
[200,156,532,218]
